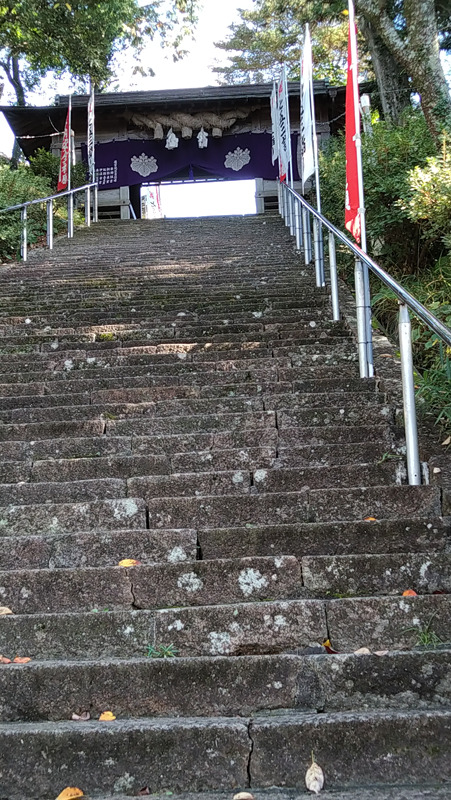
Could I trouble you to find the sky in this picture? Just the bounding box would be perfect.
[0,0,258,218]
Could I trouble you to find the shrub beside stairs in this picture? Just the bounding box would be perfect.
[0,214,449,799]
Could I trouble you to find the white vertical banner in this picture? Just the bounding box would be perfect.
[87,83,95,183]
[277,65,292,183]
[300,24,315,193]
[270,81,279,165]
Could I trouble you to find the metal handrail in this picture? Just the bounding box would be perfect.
[279,181,451,487]
[284,185,451,346]
[0,181,99,261]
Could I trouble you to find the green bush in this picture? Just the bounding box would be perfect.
[319,110,450,431]
[0,154,88,263]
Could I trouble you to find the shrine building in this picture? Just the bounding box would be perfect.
[1,82,345,218]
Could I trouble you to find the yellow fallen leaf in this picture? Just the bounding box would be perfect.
[56,788,84,800]
[402,589,417,597]
[305,753,324,794]
[13,657,31,664]
[0,607,13,615]
[363,516,377,522]
[118,558,141,567]
[99,710,116,721]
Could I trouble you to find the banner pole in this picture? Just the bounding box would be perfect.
[348,0,373,375]
[68,93,72,192]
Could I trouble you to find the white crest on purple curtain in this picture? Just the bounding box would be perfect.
[130,153,158,177]
[224,147,251,171]
[166,128,179,149]
[197,127,208,148]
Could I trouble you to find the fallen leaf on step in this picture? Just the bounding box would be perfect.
[379,353,393,358]
[363,516,377,522]
[0,607,13,615]
[442,436,451,446]
[322,639,339,654]
[99,710,116,721]
[233,794,255,800]
[56,789,84,800]
[72,711,91,721]
[354,647,372,655]
[138,789,150,796]
[0,656,11,664]
[118,558,141,567]
[305,753,324,794]
[433,467,442,474]
[402,589,417,597]
[374,650,389,656]
[13,656,31,663]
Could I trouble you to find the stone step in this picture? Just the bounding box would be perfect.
[2,551,449,616]
[2,594,449,661]
[127,463,402,501]
[146,486,441,529]
[0,528,197,571]
[95,788,451,800]
[0,497,147,536]
[2,395,265,424]
[0,478,126,506]
[0,649,450,724]
[107,410,276,437]
[0,555,302,614]
[197,518,449,559]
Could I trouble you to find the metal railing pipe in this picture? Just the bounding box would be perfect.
[283,185,451,346]
[21,207,27,262]
[85,187,91,227]
[399,302,421,485]
[354,258,369,378]
[328,232,340,321]
[67,193,74,238]
[46,199,53,249]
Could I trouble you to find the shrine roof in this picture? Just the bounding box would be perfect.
[1,81,345,158]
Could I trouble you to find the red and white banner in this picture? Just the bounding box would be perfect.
[345,4,362,242]
[57,107,71,192]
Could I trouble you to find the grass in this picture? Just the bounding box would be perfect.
[404,613,447,648]
[146,643,179,659]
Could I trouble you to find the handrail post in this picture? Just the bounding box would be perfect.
[328,232,340,321]
[21,207,27,262]
[93,184,98,223]
[67,192,74,238]
[46,199,53,250]
[294,198,302,251]
[303,208,312,266]
[85,187,91,227]
[355,258,369,378]
[313,218,325,288]
[399,302,421,485]
[277,181,283,216]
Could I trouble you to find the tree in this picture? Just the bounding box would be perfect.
[0,0,199,107]
[214,0,451,139]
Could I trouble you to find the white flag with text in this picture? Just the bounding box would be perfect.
[300,25,315,191]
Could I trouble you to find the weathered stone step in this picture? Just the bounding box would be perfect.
[30,453,171,483]
[0,528,197,571]
[147,486,440,529]
[198,518,448,559]
[0,649,450,725]
[3,395,264,424]
[0,477,127,506]
[302,551,451,597]
[107,410,276,437]
[0,556,302,614]
[2,594,449,662]
[276,441,394,468]
[95,787,451,800]
[278,423,392,446]
[0,497,146,536]
[128,463,402,501]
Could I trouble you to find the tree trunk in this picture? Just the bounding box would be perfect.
[1,55,26,167]
[404,0,451,137]
[359,18,411,124]
[358,0,451,142]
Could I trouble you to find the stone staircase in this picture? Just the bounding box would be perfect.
[0,214,449,799]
